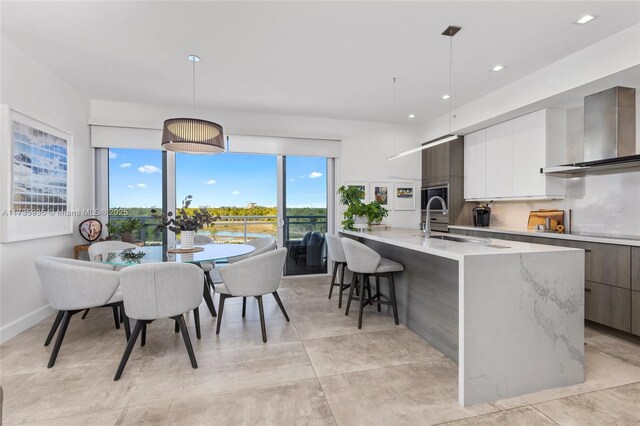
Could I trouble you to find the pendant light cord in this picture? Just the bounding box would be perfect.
[192,58,197,115]
[393,76,397,155]
[448,33,453,135]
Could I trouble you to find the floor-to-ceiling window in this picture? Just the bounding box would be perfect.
[176,152,278,243]
[283,156,328,275]
[107,148,163,245]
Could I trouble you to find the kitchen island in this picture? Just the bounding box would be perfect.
[340,228,585,406]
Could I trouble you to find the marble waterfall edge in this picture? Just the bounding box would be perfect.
[460,250,585,405]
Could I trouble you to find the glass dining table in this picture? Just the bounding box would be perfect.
[95,243,255,317]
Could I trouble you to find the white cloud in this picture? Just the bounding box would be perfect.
[109,152,117,159]
[138,165,160,174]
[231,190,240,195]
[307,171,323,179]
[289,178,295,182]
[127,184,133,189]
[120,162,132,168]
[129,183,147,188]
[205,179,217,185]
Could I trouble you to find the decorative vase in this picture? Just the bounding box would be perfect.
[181,230,195,250]
[353,215,368,231]
[121,233,135,243]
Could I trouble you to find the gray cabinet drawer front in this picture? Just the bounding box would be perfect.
[580,242,630,289]
[585,281,631,332]
[632,247,640,292]
[633,291,640,336]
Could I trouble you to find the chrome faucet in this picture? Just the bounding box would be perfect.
[424,196,448,238]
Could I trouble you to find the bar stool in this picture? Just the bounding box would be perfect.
[341,238,404,329]
[325,234,350,308]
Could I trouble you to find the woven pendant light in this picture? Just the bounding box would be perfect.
[161,55,225,154]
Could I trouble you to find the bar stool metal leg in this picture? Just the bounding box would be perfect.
[357,273,366,329]
[388,273,399,325]
[338,263,347,309]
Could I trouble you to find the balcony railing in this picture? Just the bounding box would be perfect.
[108,214,327,245]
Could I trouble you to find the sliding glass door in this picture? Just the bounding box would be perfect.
[283,156,328,276]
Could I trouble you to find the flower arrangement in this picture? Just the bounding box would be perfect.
[151,195,220,234]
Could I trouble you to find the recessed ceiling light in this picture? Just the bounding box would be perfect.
[491,65,505,72]
[574,15,597,25]
[187,54,201,62]
[408,114,416,119]
[442,94,450,100]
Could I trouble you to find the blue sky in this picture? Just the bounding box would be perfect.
[108,149,326,208]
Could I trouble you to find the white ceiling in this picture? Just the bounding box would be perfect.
[2,1,639,124]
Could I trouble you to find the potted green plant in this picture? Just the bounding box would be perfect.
[106,218,144,243]
[151,195,220,249]
[337,185,368,230]
[365,201,389,225]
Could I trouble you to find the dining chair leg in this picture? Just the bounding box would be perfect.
[202,282,217,317]
[216,294,228,335]
[194,307,201,339]
[357,274,366,329]
[114,320,144,381]
[175,315,198,369]
[44,310,64,347]
[388,273,400,325]
[47,310,77,368]
[328,262,338,299]
[345,272,358,316]
[272,291,289,321]
[257,295,267,343]
[111,306,121,329]
[375,276,381,312]
[81,308,90,320]
[120,302,131,341]
[141,322,147,347]
[242,297,247,318]
[338,263,346,309]
[175,319,180,333]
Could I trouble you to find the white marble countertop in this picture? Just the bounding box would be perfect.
[449,225,640,247]
[340,228,578,261]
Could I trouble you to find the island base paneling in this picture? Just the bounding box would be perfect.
[360,239,459,361]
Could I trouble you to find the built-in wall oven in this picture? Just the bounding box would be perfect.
[421,184,449,232]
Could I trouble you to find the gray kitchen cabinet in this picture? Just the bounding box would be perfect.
[422,141,450,186]
[585,281,631,332]
[632,247,640,292]
[503,234,533,243]
[579,242,630,289]
[632,291,640,336]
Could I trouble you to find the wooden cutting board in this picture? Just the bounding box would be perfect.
[527,210,565,232]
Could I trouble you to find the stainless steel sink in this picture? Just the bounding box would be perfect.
[429,235,485,243]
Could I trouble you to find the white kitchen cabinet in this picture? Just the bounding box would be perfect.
[463,129,486,200]
[464,109,566,201]
[485,120,513,198]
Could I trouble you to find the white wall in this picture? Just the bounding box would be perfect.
[89,100,424,229]
[0,40,91,342]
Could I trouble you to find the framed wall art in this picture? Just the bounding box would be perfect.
[394,182,416,211]
[370,181,393,210]
[343,181,369,203]
[0,106,74,242]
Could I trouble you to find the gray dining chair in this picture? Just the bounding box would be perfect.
[114,262,204,380]
[341,238,404,329]
[215,248,288,343]
[35,256,130,368]
[85,240,137,322]
[325,233,349,308]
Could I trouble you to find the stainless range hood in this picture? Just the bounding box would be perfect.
[543,86,638,175]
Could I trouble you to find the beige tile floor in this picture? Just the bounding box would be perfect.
[1,275,640,425]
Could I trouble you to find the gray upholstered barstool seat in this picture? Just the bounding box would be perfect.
[114,262,204,380]
[325,233,350,308]
[341,238,403,329]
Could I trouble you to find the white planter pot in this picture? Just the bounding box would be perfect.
[181,230,195,250]
[353,215,368,230]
